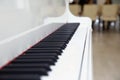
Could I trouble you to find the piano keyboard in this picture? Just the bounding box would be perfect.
[0,23,79,80]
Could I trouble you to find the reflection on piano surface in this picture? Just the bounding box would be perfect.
[0,0,92,80]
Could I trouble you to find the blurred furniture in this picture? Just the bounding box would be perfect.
[82,4,99,21]
[100,4,119,30]
[82,4,99,30]
[69,4,81,16]
[114,4,120,32]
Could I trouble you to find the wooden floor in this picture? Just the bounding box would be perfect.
[93,31,120,80]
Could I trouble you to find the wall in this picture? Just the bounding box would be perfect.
[0,0,65,41]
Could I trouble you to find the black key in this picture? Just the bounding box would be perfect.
[43,37,70,42]
[17,56,57,62]
[36,42,66,46]
[34,42,66,49]
[0,68,48,75]
[0,74,40,80]
[29,47,63,54]
[44,35,71,39]
[23,53,60,56]
[12,59,55,65]
[25,51,62,55]
[18,55,58,59]
[5,63,51,71]
[26,49,62,54]
[52,32,73,35]
[30,47,62,51]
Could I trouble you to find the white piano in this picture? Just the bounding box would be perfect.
[0,0,92,80]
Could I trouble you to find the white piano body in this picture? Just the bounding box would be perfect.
[0,0,92,80]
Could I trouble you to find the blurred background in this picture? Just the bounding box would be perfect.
[69,0,120,80]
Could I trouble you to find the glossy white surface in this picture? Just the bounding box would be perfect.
[41,23,90,80]
[0,0,65,41]
[43,1,92,79]
[0,0,92,80]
